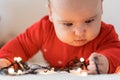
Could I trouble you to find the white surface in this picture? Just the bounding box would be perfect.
[0,73,120,80]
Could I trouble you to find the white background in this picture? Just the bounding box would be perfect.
[102,0,120,36]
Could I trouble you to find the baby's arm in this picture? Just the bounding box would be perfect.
[0,58,11,68]
[0,19,43,63]
[87,24,120,74]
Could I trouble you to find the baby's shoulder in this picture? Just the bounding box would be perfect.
[101,21,114,31]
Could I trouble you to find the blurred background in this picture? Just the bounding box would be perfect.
[0,0,120,64]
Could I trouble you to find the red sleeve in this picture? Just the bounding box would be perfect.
[96,23,120,73]
[0,16,49,63]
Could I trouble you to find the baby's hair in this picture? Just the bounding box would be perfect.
[48,0,51,7]
[48,0,50,3]
[48,0,103,3]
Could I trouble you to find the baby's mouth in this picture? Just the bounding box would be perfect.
[70,39,87,46]
[74,39,86,42]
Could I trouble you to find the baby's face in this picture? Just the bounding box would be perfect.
[48,0,103,46]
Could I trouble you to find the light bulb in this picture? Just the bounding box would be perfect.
[77,68,82,72]
[8,68,15,74]
[80,71,88,76]
[80,58,84,62]
[14,57,22,62]
[17,70,23,74]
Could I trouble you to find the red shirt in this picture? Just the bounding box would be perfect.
[0,15,120,73]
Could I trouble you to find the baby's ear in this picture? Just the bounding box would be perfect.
[47,3,53,22]
[49,16,53,22]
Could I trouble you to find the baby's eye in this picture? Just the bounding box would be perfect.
[63,23,73,27]
[85,19,94,23]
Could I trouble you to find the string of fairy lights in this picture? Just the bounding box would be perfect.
[0,57,100,76]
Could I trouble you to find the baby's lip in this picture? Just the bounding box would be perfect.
[74,39,86,41]
[73,39,87,43]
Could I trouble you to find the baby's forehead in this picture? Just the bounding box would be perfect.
[49,0,100,12]
[49,0,100,8]
[49,0,102,21]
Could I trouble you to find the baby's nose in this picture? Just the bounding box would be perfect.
[74,27,86,36]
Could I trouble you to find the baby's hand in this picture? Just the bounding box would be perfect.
[0,58,11,68]
[87,52,109,74]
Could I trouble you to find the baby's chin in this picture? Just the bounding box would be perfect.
[69,43,88,47]
[66,40,89,47]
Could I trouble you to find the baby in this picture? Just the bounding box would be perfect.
[0,0,120,74]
